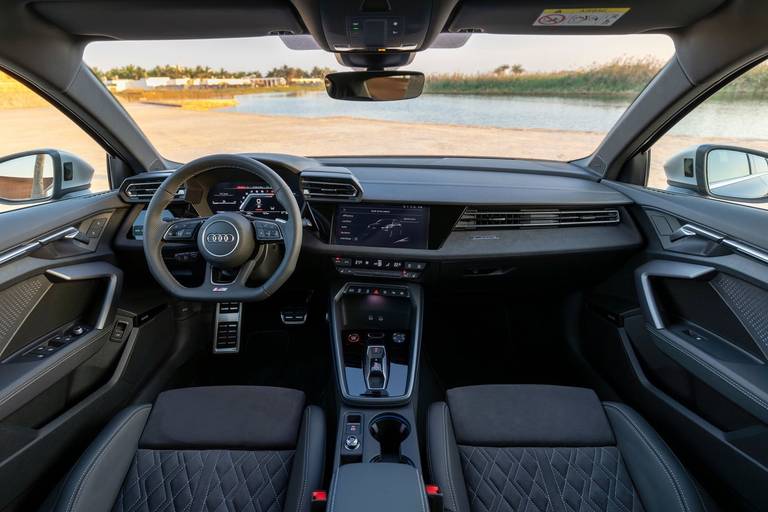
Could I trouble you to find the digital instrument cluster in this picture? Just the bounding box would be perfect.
[208,181,287,219]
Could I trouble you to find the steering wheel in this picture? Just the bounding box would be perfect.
[143,154,302,302]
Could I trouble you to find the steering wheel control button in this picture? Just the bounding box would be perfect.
[163,220,202,241]
[254,219,283,241]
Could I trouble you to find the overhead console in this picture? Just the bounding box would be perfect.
[317,0,438,53]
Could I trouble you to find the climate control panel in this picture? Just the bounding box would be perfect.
[333,256,426,279]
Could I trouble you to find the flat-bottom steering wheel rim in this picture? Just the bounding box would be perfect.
[142,154,302,302]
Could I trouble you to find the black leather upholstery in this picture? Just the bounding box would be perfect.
[48,386,324,512]
[428,385,705,512]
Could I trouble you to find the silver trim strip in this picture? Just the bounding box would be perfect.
[675,223,768,265]
[0,226,81,267]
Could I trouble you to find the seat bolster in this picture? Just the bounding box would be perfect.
[427,402,470,512]
[284,405,326,512]
[53,404,152,512]
[603,402,705,512]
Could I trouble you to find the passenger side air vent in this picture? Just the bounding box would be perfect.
[121,176,185,203]
[300,168,362,202]
[454,208,620,230]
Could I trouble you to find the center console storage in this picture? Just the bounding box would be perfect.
[329,463,428,512]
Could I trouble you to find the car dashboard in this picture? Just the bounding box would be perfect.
[115,154,641,285]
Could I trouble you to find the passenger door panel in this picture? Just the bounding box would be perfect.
[588,182,768,511]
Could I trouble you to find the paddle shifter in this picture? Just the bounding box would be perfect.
[364,345,388,391]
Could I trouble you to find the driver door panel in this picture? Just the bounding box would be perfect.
[0,192,134,511]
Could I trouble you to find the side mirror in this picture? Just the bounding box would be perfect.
[324,71,424,101]
[0,149,94,204]
[663,144,768,202]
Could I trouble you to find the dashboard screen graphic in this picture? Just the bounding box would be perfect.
[334,204,429,249]
[208,182,287,218]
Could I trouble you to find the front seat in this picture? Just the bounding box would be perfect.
[428,385,705,512]
[47,386,325,512]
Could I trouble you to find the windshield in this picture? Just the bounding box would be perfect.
[84,35,674,163]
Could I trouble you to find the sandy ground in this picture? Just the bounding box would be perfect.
[2,102,767,212]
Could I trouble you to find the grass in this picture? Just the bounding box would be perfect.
[425,57,664,98]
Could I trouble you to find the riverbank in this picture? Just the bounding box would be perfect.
[113,84,324,109]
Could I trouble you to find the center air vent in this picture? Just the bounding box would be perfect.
[122,178,185,203]
[300,169,362,202]
[455,208,620,230]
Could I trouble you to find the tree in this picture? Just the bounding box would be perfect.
[493,64,510,76]
[510,64,525,75]
[310,66,334,77]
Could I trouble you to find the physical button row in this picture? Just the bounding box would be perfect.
[345,286,410,297]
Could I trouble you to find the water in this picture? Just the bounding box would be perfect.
[224,91,768,140]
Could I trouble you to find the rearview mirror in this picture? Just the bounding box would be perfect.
[663,144,768,202]
[324,71,424,101]
[0,149,94,204]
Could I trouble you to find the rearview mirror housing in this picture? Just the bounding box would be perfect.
[325,71,425,101]
[663,144,768,202]
[0,149,95,204]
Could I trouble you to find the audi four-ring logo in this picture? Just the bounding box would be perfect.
[206,233,235,243]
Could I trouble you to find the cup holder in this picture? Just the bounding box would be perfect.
[369,413,413,465]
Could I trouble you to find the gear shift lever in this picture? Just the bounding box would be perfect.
[364,345,388,391]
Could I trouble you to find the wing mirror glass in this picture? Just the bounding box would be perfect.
[706,148,768,201]
[0,149,94,204]
[324,71,424,101]
[0,153,55,202]
[663,144,768,202]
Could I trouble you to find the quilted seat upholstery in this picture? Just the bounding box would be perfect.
[47,386,325,512]
[428,385,704,512]
[113,449,295,512]
[458,446,643,512]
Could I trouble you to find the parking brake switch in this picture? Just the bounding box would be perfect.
[364,345,387,391]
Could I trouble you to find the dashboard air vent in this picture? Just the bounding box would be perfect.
[300,168,362,202]
[123,179,185,202]
[455,208,620,230]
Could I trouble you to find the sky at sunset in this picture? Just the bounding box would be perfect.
[85,34,675,74]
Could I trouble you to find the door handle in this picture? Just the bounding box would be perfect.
[0,226,87,267]
[669,223,768,264]
[669,224,723,243]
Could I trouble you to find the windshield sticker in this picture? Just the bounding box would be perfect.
[533,8,630,27]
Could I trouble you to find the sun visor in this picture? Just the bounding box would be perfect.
[31,0,305,40]
[448,0,726,35]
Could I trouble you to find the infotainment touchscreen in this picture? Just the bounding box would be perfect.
[334,204,429,249]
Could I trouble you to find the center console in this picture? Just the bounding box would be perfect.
[330,281,422,405]
[327,281,432,509]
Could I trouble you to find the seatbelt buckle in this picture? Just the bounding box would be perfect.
[311,490,328,512]
[426,484,443,512]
